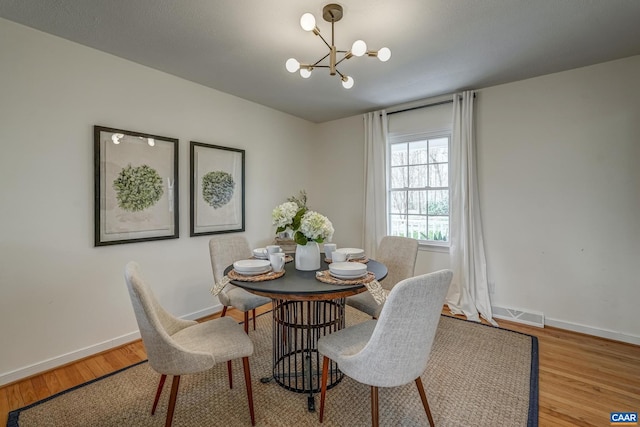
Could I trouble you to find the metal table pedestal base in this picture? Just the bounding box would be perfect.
[271,298,345,411]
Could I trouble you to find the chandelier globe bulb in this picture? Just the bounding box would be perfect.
[286,58,301,73]
[300,13,316,31]
[341,76,354,89]
[377,47,391,62]
[351,40,367,57]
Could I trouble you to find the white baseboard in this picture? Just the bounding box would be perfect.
[545,317,640,346]
[491,306,640,346]
[0,303,223,387]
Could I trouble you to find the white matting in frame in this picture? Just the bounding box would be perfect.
[190,141,245,236]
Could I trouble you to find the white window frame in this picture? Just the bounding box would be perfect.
[387,131,451,249]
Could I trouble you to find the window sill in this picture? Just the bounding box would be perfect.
[418,243,450,253]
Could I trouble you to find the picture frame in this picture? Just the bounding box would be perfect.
[94,126,179,246]
[190,141,245,236]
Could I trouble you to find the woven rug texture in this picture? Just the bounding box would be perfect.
[9,308,537,426]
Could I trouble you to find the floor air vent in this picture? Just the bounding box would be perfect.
[492,306,544,328]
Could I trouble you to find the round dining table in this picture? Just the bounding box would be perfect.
[225,256,387,412]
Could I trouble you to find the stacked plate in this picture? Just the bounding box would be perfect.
[334,247,366,260]
[329,262,367,280]
[233,259,271,276]
[252,248,269,259]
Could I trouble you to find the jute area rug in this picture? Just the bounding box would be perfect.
[9,308,538,426]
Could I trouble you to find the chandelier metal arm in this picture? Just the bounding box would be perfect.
[315,32,332,50]
[334,55,350,67]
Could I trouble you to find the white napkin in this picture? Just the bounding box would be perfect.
[364,280,387,305]
[210,275,231,296]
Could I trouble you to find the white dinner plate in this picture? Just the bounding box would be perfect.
[233,259,271,272]
[334,247,365,259]
[330,272,367,280]
[252,248,268,259]
[329,261,367,276]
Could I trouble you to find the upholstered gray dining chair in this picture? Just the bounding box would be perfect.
[124,262,256,427]
[346,235,419,318]
[318,269,453,427]
[209,235,271,333]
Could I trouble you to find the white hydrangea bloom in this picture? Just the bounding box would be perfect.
[299,211,334,242]
[272,201,299,229]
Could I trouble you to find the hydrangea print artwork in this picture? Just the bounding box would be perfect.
[202,171,235,208]
[113,164,164,212]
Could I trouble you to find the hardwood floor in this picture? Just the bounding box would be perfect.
[1,305,638,426]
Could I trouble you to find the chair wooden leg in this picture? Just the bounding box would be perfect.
[227,360,233,389]
[319,356,329,423]
[242,357,256,426]
[252,308,257,330]
[221,306,228,317]
[151,374,167,415]
[415,377,435,427]
[371,385,379,427]
[165,375,180,427]
[244,311,249,334]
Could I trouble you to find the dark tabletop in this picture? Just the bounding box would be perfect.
[224,257,388,301]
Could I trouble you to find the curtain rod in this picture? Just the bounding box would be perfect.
[385,93,476,116]
[386,99,453,116]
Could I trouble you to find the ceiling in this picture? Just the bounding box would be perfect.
[1,0,640,123]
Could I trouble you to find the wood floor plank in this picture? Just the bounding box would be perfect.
[83,355,113,378]
[54,364,87,391]
[29,375,52,401]
[41,370,64,396]
[73,360,100,383]
[17,380,38,406]
[0,387,11,426]
[4,383,24,414]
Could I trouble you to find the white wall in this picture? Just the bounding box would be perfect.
[0,18,314,384]
[314,55,640,344]
[309,115,365,249]
[476,55,640,341]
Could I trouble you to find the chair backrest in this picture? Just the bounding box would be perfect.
[376,236,419,290]
[209,235,253,283]
[124,262,212,375]
[352,269,453,387]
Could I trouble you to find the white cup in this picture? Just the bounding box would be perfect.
[266,245,281,255]
[331,250,347,262]
[269,252,286,272]
[324,243,337,260]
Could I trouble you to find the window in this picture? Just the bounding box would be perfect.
[388,134,450,245]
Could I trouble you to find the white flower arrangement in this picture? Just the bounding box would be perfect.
[272,201,299,229]
[299,210,334,243]
[272,191,334,245]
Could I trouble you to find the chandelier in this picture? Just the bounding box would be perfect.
[285,4,391,89]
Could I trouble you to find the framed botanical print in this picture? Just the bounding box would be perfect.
[94,126,179,246]
[190,141,245,236]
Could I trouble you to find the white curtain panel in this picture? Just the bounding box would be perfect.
[447,91,496,325]
[362,111,388,258]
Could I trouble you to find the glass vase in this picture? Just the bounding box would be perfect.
[295,242,321,271]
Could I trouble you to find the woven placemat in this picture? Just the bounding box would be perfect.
[228,269,285,282]
[315,270,375,285]
[325,256,369,264]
